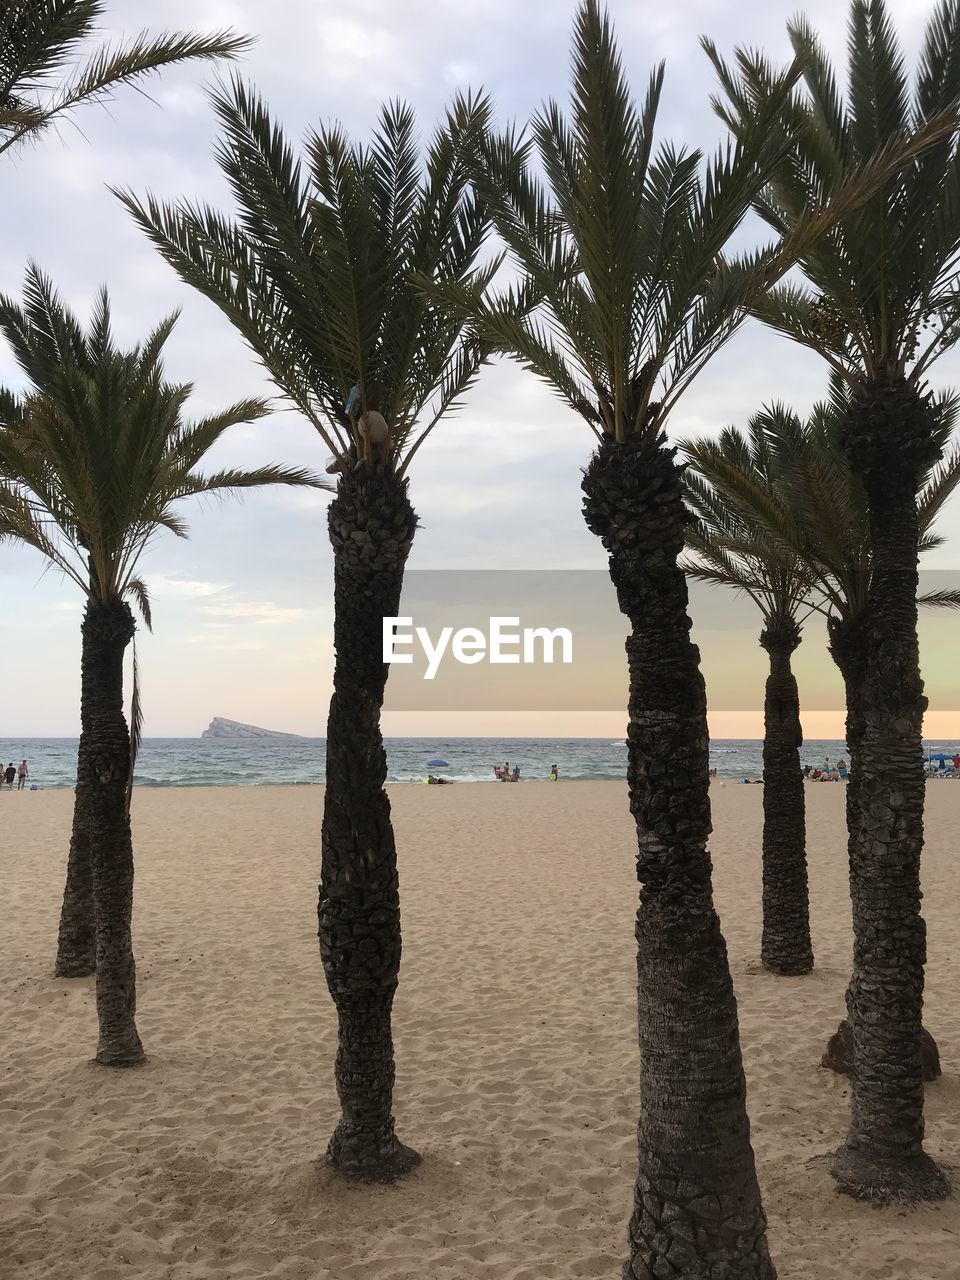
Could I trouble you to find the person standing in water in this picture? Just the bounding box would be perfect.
[3,763,15,789]
[549,764,558,782]
[16,760,28,790]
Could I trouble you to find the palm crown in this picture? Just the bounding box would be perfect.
[682,413,814,632]
[117,82,496,477]
[705,0,960,386]
[0,0,250,158]
[681,384,960,628]
[0,266,323,617]
[423,0,956,446]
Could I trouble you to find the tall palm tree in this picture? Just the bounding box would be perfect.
[724,388,960,1074]
[706,0,960,1201]
[427,2,955,1268]
[682,416,815,977]
[0,265,320,1065]
[420,0,949,1269]
[117,86,494,1180]
[0,0,250,157]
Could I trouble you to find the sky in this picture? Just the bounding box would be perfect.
[1,0,958,739]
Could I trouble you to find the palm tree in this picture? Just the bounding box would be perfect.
[424,2,955,1268]
[417,0,920,1268]
[722,388,960,1076]
[0,265,321,1065]
[706,0,960,1202]
[0,0,250,157]
[682,415,815,977]
[116,86,494,1179]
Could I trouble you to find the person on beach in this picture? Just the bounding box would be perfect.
[511,765,520,782]
[16,761,28,790]
[549,764,558,781]
[3,763,15,789]
[837,759,847,780]
[823,756,830,773]
[953,752,959,774]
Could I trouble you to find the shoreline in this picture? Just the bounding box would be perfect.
[9,774,960,792]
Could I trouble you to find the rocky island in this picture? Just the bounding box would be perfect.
[201,717,303,740]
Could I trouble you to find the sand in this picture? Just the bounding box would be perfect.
[1,780,959,1280]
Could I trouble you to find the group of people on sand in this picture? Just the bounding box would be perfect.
[3,760,28,790]
[494,760,521,782]
[805,756,848,782]
[492,761,560,782]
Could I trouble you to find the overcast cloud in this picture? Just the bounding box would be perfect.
[1,0,957,736]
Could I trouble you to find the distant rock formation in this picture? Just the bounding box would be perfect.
[201,716,303,740]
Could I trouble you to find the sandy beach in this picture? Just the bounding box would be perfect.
[2,780,959,1279]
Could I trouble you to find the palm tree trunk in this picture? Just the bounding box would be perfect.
[823,617,940,1081]
[319,463,420,1183]
[56,561,100,978]
[832,378,946,1203]
[79,597,144,1067]
[829,615,867,895]
[55,788,96,976]
[822,615,866,1070]
[759,616,812,976]
[583,434,775,1280]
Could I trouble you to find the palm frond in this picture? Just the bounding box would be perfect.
[119,79,494,471]
[0,269,323,609]
[708,0,960,383]
[0,1,251,156]
[125,576,152,631]
[918,588,960,608]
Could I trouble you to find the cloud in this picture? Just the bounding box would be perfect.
[4,0,960,734]
[151,574,230,598]
[202,600,309,624]
[184,634,266,652]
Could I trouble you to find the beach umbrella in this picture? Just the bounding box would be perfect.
[927,752,953,763]
[426,757,449,767]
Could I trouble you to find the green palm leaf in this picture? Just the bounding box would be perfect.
[708,0,960,385]
[118,84,494,472]
[0,0,250,156]
[0,267,327,608]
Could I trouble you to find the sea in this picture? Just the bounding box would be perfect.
[1,736,956,789]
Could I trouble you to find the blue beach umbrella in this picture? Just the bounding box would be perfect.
[426,757,449,768]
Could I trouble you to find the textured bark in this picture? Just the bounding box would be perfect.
[759,616,812,976]
[822,1018,940,1082]
[829,614,868,918]
[832,379,946,1203]
[56,564,100,978]
[583,434,775,1280]
[318,463,420,1183]
[77,598,144,1067]
[824,616,941,1081]
[55,716,96,975]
